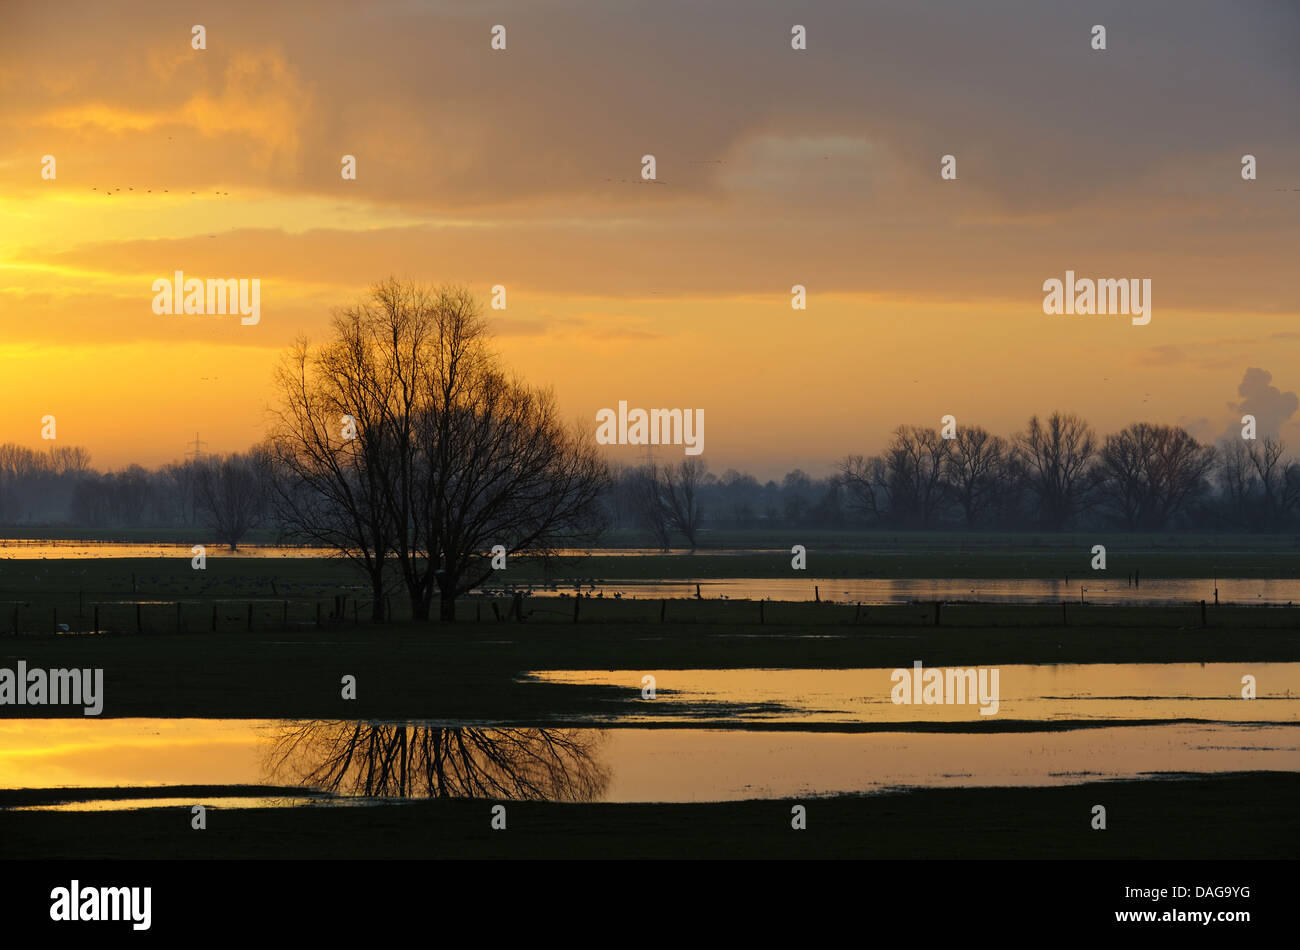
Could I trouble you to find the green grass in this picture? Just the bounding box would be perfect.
[2,772,1293,859]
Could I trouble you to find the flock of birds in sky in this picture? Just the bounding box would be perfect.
[90,187,232,196]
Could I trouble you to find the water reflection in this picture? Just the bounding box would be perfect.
[264,722,610,802]
[1,718,1296,808]
[532,576,1300,605]
[525,663,1300,725]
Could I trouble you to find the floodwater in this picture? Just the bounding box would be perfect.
[2,663,1296,808]
[522,663,1300,724]
[3,724,1295,808]
[0,541,723,560]
[4,540,1299,604]
[515,576,1300,605]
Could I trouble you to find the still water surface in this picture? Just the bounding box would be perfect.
[2,662,1296,809]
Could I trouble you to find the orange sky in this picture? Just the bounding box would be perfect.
[2,0,1298,478]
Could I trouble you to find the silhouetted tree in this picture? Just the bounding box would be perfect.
[1247,437,1300,526]
[883,425,951,527]
[628,462,673,550]
[194,451,270,550]
[270,280,607,622]
[1015,412,1097,530]
[661,457,707,548]
[1096,423,1214,530]
[942,425,1011,528]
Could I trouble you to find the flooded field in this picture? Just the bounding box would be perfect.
[0,541,729,560]
[2,658,1296,808]
[515,576,1300,605]
[523,663,1300,724]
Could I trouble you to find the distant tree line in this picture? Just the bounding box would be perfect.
[0,444,92,524]
[0,445,275,550]
[603,413,1299,547]
[5,411,1300,549]
[838,413,1298,534]
[5,413,1299,553]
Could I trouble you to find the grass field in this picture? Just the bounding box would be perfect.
[4,530,1300,580]
[2,773,1294,859]
[3,536,1296,862]
[2,604,1297,719]
[2,543,1299,637]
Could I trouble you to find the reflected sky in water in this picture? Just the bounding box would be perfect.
[524,663,1300,724]
[4,665,1296,807]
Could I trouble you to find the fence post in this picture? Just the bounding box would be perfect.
[136,603,142,634]
[93,604,99,635]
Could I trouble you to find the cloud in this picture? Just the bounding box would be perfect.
[1224,367,1298,439]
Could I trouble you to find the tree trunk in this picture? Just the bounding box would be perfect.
[411,594,431,622]
[370,576,385,621]
[439,595,456,622]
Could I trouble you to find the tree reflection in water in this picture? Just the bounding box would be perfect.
[264,722,610,802]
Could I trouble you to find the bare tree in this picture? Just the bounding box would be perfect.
[942,425,1010,528]
[1015,412,1097,530]
[884,425,951,528]
[661,457,707,548]
[194,451,269,550]
[1096,423,1214,529]
[1216,438,1256,527]
[838,454,892,524]
[270,280,608,623]
[1247,437,1300,526]
[269,328,397,620]
[421,365,609,620]
[628,463,673,550]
